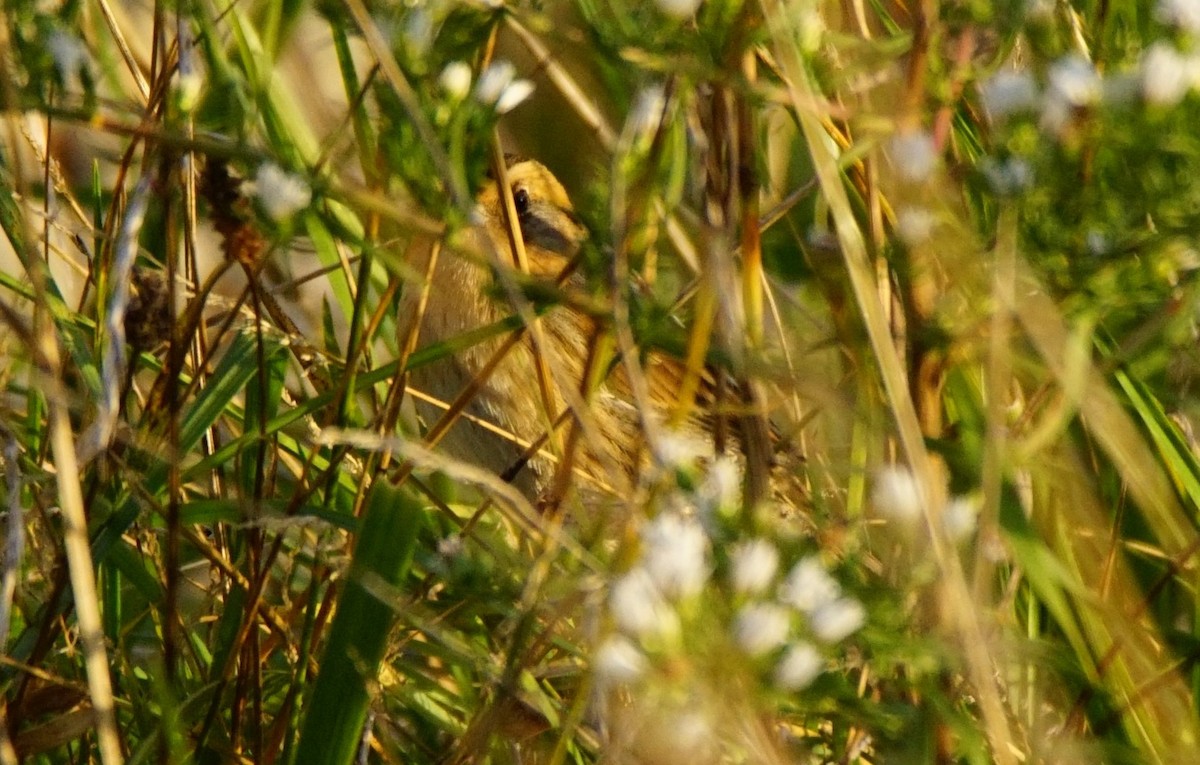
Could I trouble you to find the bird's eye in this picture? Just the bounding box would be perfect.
[513,187,530,215]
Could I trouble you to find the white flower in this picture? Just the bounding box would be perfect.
[642,512,709,599]
[980,71,1038,121]
[47,30,89,90]
[1085,230,1110,256]
[733,602,791,656]
[403,8,433,57]
[1006,158,1035,189]
[437,534,463,558]
[652,429,713,469]
[672,711,715,754]
[779,556,841,614]
[627,84,668,141]
[774,642,824,690]
[1042,56,1101,133]
[610,567,680,640]
[494,78,535,114]
[943,496,979,542]
[730,539,779,595]
[1025,0,1055,20]
[797,5,826,53]
[173,69,203,113]
[1142,42,1191,107]
[472,60,535,114]
[895,206,936,245]
[474,60,516,105]
[1170,242,1200,272]
[439,61,472,102]
[890,131,938,182]
[594,636,648,684]
[809,597,866,643]
[981,156,1034,196]
[656,0,703,18]
[1047,55,1102,106]
[255,163,311,222]
[700,455,741,512]
[1157,0,1200,32]
[871,465,924,523]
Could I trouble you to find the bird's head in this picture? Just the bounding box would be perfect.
[475,157,588,276]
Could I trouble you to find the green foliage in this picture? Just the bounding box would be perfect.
[295,482,423,765]
[5,0,96,113]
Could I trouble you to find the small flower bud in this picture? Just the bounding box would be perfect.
[439,61,472,102]
[255,163,311,222]
[733,602,791,656]
[775,642,824,690]
[474,60,515,105]
[890,131,938,183]
[610,567,680,641]
[730,539,779,595]
[871,465,924,523]
[594,636,648,684]
[642,512,709,600]
[809,597,866,643]
[655,0,703,18]
[494,79,535,114]
[779,557,840,614]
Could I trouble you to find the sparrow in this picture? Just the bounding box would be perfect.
[401,156,780,506]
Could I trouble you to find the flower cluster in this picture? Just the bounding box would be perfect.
[596,505,866,693]
[431,59,535,128]
[967,0,1200,321]
[586,432,877,765]
[1157,0,1200,34]
[605,510,709,650]
[593,440,868,697]
[981,1,1200,134]
[735,550,865,689]
[886,130,941,247]
[870,464,979,545]
[979,56,1106,138]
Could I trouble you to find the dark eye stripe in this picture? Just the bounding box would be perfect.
[520,212,575,255]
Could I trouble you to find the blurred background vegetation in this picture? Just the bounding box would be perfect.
[3,0,1200,762]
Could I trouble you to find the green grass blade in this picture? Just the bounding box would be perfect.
[293,481,424,764]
